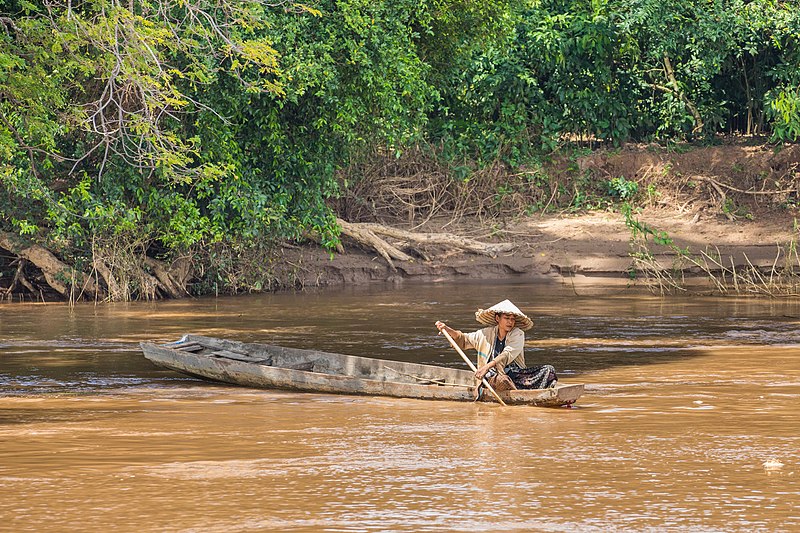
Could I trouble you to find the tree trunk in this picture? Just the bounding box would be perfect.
[0,231,104,301]
[659,54,704,134]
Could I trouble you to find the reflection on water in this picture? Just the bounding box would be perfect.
[1,281,799,531]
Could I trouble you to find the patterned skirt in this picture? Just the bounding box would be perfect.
[506,364,558,389]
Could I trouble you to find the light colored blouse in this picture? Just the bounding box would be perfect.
[455,325,525,374]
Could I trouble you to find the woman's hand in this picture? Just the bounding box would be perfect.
[435,321,459,339]
[474,362,493,381]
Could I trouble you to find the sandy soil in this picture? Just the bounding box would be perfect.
[280,140,800,291]
[277,207,799,291]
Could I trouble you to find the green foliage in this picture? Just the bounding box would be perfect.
[607,176,639,200]
[622,202,675,247]
[431,0,800,159]
[1,1,289,251]
[0,1,435,277]
[2,0,800,297]
[767,87,800,141]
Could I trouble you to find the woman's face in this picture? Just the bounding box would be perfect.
[496,313,517,334]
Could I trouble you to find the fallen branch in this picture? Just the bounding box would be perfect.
[691,175,796,196]
[336,219,412,270]
[335,218,516,268]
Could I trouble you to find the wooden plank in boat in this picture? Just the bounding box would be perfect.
[173,343,203,352]
[285,361,315,372]
[209,349,269,364]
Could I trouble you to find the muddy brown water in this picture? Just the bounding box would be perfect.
[1,281,799,532]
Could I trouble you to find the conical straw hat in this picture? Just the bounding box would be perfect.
[475,299,533,331]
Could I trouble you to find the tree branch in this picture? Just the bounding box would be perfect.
[335,218,517,268]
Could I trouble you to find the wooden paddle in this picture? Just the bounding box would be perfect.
[441,329,507,407]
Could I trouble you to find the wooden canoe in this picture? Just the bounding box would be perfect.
[140,334,583,407]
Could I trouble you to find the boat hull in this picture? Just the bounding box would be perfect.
[140,334,583,407]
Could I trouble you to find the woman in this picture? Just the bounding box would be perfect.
[435,299,557,399]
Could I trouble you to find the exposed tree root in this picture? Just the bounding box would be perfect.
[0,231,197,302]
[144,256,192,299]
[336,219,412,269]
[691,175,797,197]
[336,218,516,269]
[92,244,193,301]
[0,230,104,301]
[0,259,35,300]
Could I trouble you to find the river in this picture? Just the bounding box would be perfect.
[1,281,799,532]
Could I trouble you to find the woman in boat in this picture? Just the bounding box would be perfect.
[435,299,557,398]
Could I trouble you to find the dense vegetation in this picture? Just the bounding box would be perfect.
[1,0,799,300]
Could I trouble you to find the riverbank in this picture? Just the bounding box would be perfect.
[280,137,800,292]
[3,138,798,301]
[276,206,799,292]
[279,138,800,293]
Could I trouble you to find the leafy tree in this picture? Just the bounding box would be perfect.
[763,2,800,141]
[0,0,442,297]
[2,0,800,300]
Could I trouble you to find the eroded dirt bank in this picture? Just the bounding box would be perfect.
[280,140,800,292]
[277,208,798,290]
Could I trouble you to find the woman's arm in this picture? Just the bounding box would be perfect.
[435,320,475,352]
[474,359,499,381]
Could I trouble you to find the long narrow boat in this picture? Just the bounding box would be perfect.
[140,334,584,407]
